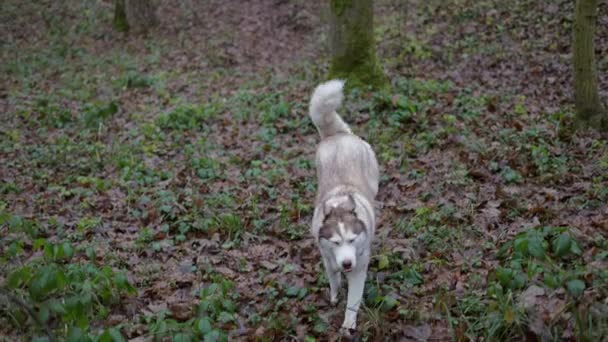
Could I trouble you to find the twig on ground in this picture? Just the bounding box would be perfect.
[0,287,56,342]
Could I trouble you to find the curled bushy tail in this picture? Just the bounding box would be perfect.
[309,80,352,139]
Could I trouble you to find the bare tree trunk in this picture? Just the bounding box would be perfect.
[573,0,606,129]
[126,0,158,33]
[328,0,388,90]
[113,0,129,32]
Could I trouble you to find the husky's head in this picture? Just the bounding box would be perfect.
[318,195,367,272]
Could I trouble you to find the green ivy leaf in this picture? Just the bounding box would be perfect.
[496,240,513,259]
[114,272,136,295]
[38,304,50,323]
[62,242,74,260]
[313,319,328,334]
[552,233,572,257]
[513,237,528,257]
[496,267,513,287]
[33,238,46,251]
[203,330,221,342]
[9,215,23,230]
[43,243,54,261]
[218,311,233,323]
[7,267,30,288]
[566,279,585,298]
[528,236,546,258]
[31,337,50,342]
[77,313,90,329]
[543,273,559,289]
[570,240,582,255]
[512,273,526,289]
[108,328,124,342]
[223,299,236,313]
[86,246,96,260]
[378,254,389,270]
[173,333,192,342]
[381,296,398,312]
[99,330,111,342]
[48,299,65,314]
[404,268,423,285]
[66,326,86,342]
[197,317,212,334]
[30,266,60,300]
[55,243,64,260]
[285,286,301,297]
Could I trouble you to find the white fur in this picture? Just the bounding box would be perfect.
[309,80,352,139]
[343,265,367,330]
[309,80,380,334]
[335,245,356,269]
[325,195,350,211]
[334,223,357,270]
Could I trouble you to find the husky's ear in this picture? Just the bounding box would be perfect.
[351,218,366,234]
[345,195,356,212]
[323,202,333,217]
[319,224,334,240]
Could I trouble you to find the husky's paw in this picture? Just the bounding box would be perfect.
[339,326,356,337]
[330,292,339,305]
[340,319,356,335]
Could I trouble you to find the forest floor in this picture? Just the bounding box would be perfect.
[1,0,607,341]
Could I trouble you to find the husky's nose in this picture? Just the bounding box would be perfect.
[342,260,352,270]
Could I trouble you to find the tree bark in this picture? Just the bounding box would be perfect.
[328,0,388,90]
[573,0,606,129]
[113,0,129,32]
[125,0,158,33]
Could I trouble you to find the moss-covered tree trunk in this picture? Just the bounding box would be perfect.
[113,0,157,33]
[573,0,606,129]
[116,0,158,34]
[113,0,129,32]
[329,0,388,90]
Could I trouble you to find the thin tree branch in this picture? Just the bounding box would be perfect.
[0,287,55,342]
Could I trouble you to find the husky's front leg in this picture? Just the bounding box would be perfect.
[322,255,341,305]
[341,262,368,332]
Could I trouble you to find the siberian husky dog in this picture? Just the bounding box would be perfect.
[309,80,379,333]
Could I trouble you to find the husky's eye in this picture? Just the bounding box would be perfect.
[347,238,356,243]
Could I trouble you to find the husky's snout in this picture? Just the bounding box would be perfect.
[342,260,352,270]
[335,243,356,271]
